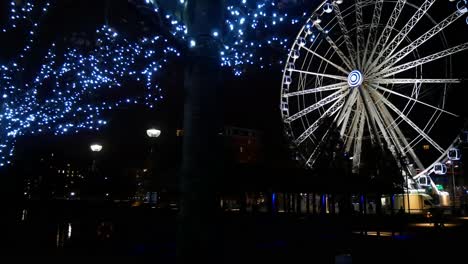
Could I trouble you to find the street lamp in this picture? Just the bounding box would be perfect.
[144,128,161,203]
[90,144,103,152]
[147,128,161,155]
[146,128,161,139]
[90,143,102,172]
[448,148,461,212]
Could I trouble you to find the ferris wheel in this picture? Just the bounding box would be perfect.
[280,0,468,186]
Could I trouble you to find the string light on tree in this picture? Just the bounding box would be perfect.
[0,23,179,167]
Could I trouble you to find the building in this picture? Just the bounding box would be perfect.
[23,153,85,200]
[223,126,263,164]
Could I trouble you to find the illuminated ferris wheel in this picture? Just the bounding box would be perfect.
[280,0,468,189]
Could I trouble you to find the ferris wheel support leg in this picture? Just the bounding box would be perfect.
[359,88,406,167]
[370,88,424,171]
[358,88,393,148]
[352,108,367,173]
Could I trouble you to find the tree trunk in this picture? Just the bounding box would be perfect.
[178,1,224,263]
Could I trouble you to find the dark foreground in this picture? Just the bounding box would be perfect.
[1,201,467,263]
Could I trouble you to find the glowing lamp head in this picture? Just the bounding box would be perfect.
[146,128,161,138]
[90,144,103,152]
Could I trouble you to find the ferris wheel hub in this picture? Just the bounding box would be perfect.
[348,70,364,87]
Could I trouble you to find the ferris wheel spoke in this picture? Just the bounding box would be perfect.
[299,46,349,75]
[366,0,406,71]
[293,96,346,146]
[371,90,445,154]
[360,88,395,150]
[373,78,461,84]
[362,0,383,68]
[355,0,365,69]
[284,90,346,123]
[283,82,348,98]
[289,69,348,81]
[372,10,465,75]
[369,89,425,169]
[305,128,332,168]
[315,25,354,71]
[372,85,459,117]
[332,2,357,68]
[367,0,436,72]
[337,89,359,128]
[376,42,468,78]
[404,111,442,155]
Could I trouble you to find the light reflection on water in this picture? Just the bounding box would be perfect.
[56,222,73,248]
[21,209,27,221]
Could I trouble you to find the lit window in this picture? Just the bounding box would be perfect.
[423,145,430,150]
[176,129,184,137]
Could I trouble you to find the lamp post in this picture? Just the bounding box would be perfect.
[89,143,103,199]
[451,161,456,211]
[448,148,461,213]
[146,128,161,154]
[90,143,102,172]
[447,160,457,213]
[145,128,161,202]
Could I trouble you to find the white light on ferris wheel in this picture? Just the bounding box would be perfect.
[457,0,467,14]
[434,163,447,175]
[448,148,461,161]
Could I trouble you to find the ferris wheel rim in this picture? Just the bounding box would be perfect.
[281,0,467,176]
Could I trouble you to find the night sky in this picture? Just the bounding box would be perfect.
[2,0,467,179]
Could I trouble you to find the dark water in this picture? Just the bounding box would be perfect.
[3,201,468,263]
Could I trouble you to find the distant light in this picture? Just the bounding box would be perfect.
[90,144,103,152]
[212,30,219,37]
[67,223,72,239]
[146,128,161,138]
[70,192,75,196]
[190,40,196,48]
